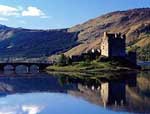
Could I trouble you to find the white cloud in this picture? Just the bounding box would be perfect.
[17,6,23,11]
[19,20,26,24]
[0,5,48,20]
[0,17,8,21]
[0,4,50,21]
[0,5,19,16]
[0,111,15,114]
[40,15,49,19]
[22,6,46,17]
[0,106,18,114]
[22,105,43,114]
[0,104,44,114]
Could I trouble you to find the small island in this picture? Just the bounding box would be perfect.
[47,32,141,73]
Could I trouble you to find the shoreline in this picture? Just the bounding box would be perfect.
[46,66,142,74]
[46,60,149,74]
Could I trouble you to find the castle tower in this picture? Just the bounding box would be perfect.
[101,32,126,57]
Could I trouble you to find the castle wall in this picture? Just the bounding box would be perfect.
[101,82,109,107]
[108,82,126,105]
[101,37,109,57]
[109,37,126,57]
[101,32,126,57]
[101,81,126,106]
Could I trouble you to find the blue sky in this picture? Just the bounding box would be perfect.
[0,0,149,29]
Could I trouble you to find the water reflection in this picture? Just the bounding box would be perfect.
[0,71,149,114]
[3,65,40,74]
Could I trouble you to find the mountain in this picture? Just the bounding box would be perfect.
[0,28,78,58]
[0,8,149,60]
[66,8,150,60]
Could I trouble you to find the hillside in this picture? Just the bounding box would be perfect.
[0,8,149,60]
[128,33,150,61]
[66,8,150,58]
[0,27,78,58]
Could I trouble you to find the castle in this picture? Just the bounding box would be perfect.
[71,32,137,65]
[100,32,137,65]
[101,32,126,57]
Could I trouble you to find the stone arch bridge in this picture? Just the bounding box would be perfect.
[0,62,52,72]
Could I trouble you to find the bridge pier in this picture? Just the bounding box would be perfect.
[26,66,29,73]
[0,65,4,71]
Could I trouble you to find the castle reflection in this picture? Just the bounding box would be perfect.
[64,72,137,108]
[100,74,136,107]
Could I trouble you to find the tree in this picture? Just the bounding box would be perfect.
[66,57,72,65]
[57,54,72,66]
[57,54,67,66]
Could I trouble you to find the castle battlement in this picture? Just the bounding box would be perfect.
[104,32,126,39]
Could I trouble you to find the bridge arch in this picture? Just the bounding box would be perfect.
[0,62,51,73]
[4,64,14,71]
[15,65,29,73]
[29,64,39,73]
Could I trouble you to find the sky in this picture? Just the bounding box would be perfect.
[0,0,149,29]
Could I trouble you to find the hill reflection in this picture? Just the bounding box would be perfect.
[0,71,149,113]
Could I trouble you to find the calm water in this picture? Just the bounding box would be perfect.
[0,70,149,114]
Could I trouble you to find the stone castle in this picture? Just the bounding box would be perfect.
[101,32,126,57]
[100,32,137,65]
[71,32,137,65]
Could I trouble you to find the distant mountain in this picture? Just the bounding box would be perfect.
[0,24,12,30]
[0,28,78,58]
[0,8,149,60]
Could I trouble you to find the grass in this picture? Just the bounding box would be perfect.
[46,70,138,81]
[47,60,134,73]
